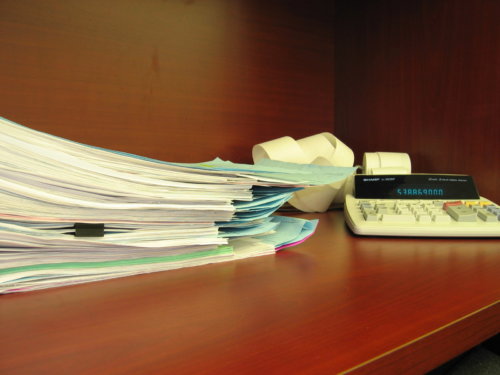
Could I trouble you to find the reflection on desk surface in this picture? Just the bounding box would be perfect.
[355,236,500,253]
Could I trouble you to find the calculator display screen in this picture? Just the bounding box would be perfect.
[354,174,480,199]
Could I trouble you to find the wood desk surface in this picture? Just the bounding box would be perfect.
[1,211,499,374]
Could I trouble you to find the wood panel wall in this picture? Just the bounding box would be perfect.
[1,0,497,202]
[0,0,334,163]
[335,0,499,202]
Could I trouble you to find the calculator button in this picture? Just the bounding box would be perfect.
[477,209,498,222]
[464,201,481,207]
[427,209,442,216]
[359,202,373,209]
[442,201,463,210]
[417,214,432,223]
[376,207,390,214]
[480,201,493,206]
[361,206,373,214]
[415,210,428,216]
[486,205,500,218]
[396,207,412,215]
[445,205,477,222]
[432,214,452,223]
[363,210,379,221]
[381,214,416,223]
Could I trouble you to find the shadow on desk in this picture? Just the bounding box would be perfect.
[427,334,500,375]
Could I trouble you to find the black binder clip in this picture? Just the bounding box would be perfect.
[74,223,105,237]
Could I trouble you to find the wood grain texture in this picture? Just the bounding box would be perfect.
[335,0,499,202]
[0,3,499,372]
[1,211,499,375]
[0,0,334,163]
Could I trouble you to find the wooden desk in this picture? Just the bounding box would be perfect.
[1,211,499,374]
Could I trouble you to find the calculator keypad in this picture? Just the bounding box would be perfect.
[345,195,500,237]
[358,200,500,223]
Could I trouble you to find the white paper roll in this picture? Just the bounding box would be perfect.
[363,152,411,175]
[252,136,308,164]
[252,133,355,212]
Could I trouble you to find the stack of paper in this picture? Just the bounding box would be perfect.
[0,117,355,293]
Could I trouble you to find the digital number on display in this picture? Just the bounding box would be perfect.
[355,174,479,200]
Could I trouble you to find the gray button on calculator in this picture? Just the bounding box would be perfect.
[477,209,497,222]
[445,205,477,222]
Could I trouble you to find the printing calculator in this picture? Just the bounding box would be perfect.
[344,174,500,237]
